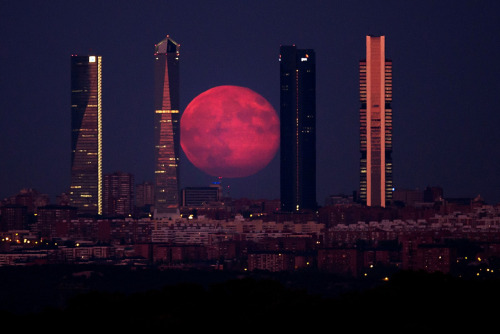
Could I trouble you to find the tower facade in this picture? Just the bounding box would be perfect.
[279,45,316,212]
[154,36,180,217]
[359,36,393,207]
[70,55,102,215]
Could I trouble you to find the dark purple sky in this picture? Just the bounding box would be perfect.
[1,0,499,205]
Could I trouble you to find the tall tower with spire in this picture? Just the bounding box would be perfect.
[153,35,181,218]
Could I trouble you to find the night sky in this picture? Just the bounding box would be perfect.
[1,0,499,205]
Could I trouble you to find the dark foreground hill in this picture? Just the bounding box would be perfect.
[0,265,498,332]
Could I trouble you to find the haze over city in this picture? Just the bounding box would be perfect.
[1,0,499,205]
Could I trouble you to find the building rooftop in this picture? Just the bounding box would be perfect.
[155,35,179,54]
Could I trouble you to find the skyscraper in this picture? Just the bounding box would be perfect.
[359,35,393,207]
[69,55,102,215]
[153,35,180,217]
[279,45,316,212]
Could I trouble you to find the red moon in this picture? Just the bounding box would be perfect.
[180,85,279,178]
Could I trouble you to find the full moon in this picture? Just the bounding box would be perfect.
[180,85,280,178]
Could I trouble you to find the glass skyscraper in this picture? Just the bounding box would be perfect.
[69,55,102,215]
[359,35,393,207]
[279,45,317,212]
[153,35,180,217]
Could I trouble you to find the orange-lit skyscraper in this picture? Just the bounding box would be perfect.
[69,55,102,215]
[153,36,180,217]
[359,36,393,207]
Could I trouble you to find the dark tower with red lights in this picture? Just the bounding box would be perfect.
[279,45,317,212]
[153,35,180,218]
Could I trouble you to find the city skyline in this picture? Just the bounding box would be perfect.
[1,1,499,205]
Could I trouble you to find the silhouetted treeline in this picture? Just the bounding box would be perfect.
[0,265,498,331]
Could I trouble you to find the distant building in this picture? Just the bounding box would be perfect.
[136,181,155,209]
[69,55,103,215]
[359,35,393,207]
[35,205,78,239]
[279,44,317,212]
[247,251,297,272]
[153,35,181,218]
[1,188,49,213]
[392,188,424,207]
[317,248,363,277]
[181,185,222,207]
[0,205,27,231]
[56,192,71,206]
[325,194,355,206]
[424,186,444,202]
[103,172,134,216]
